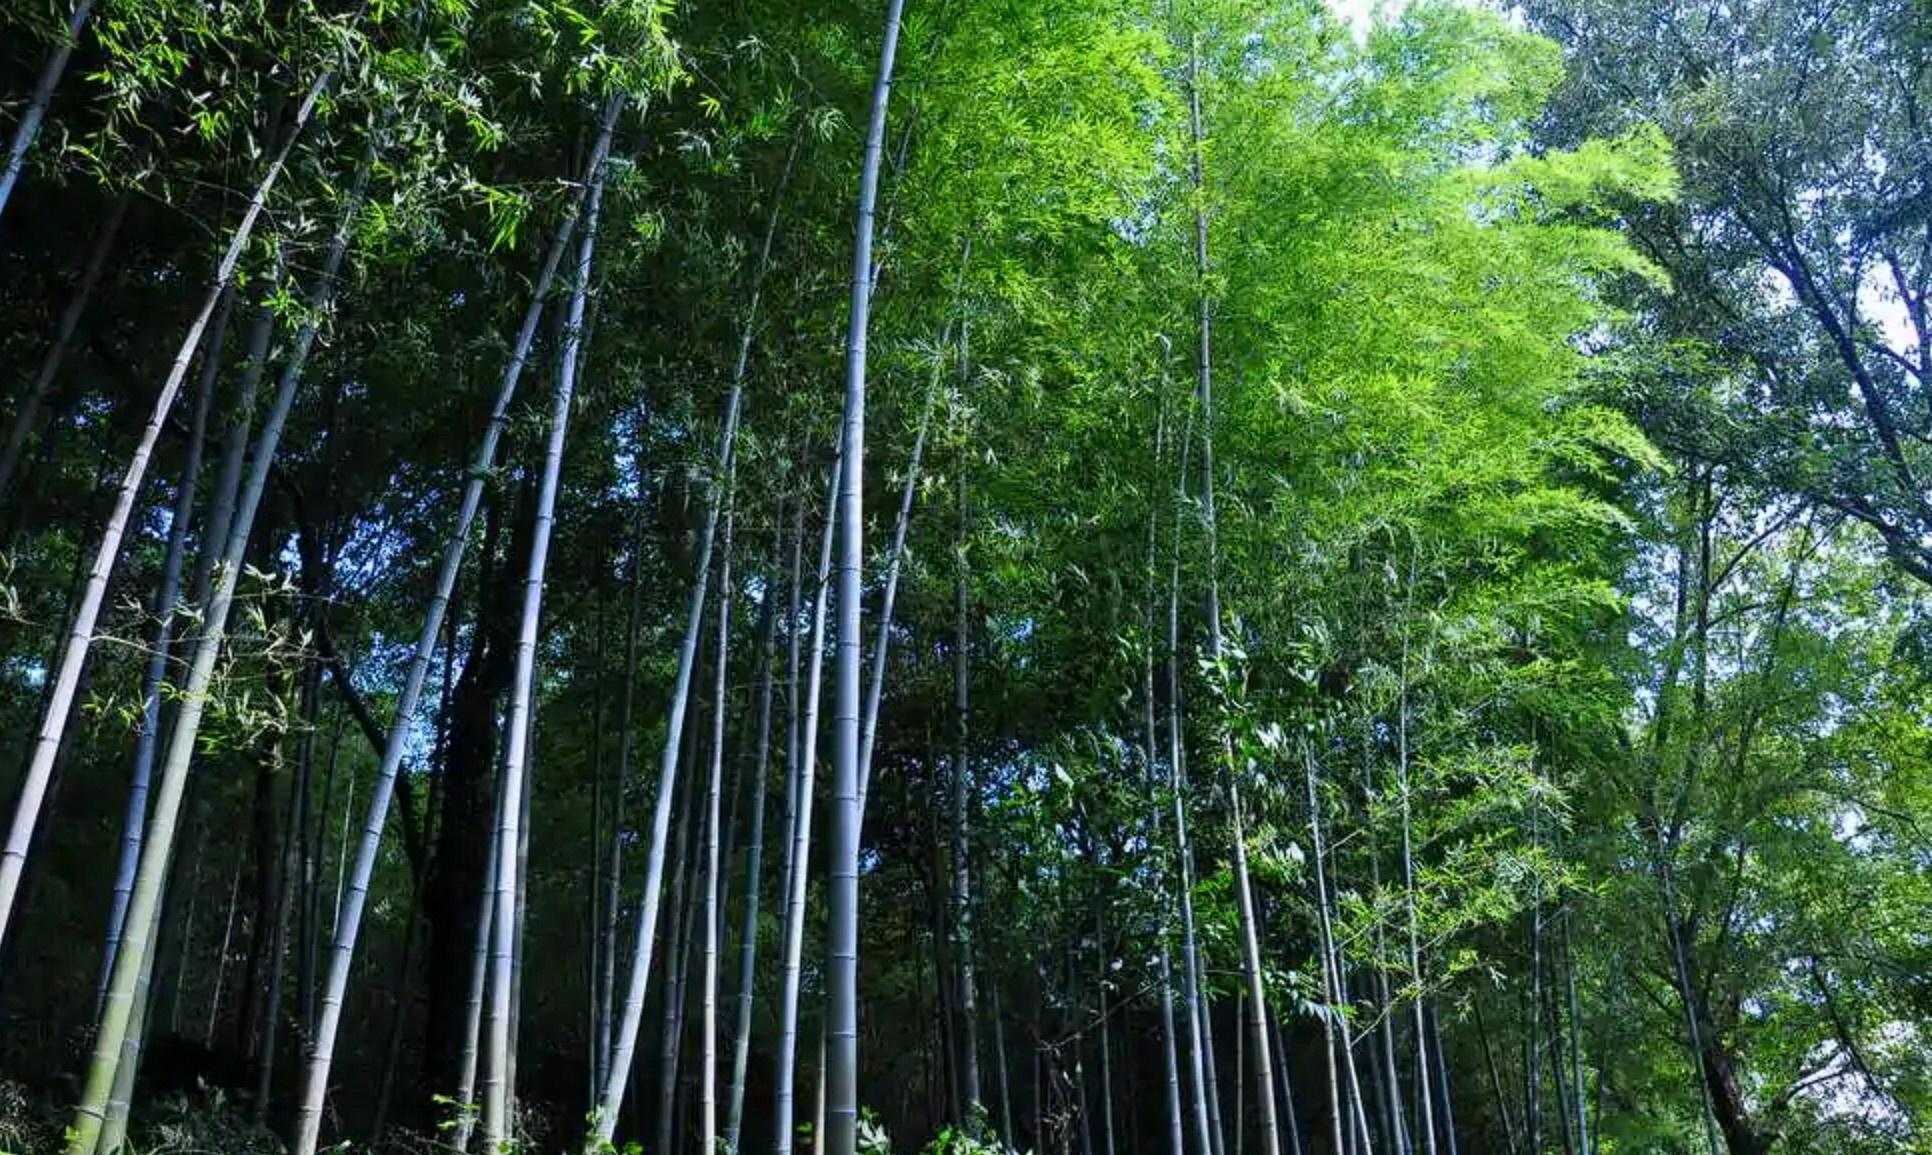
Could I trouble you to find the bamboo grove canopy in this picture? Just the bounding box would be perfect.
[0,1,1929,1155]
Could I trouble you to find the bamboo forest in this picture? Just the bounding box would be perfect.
[3,0,1931,1153]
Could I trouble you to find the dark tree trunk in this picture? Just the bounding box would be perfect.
[423,503,517,1105]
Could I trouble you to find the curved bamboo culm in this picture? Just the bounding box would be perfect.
[0,0,93,228]
[289,93,622,1155]
[0,61,332,977]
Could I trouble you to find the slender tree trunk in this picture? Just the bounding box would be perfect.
[66,110,355,1155]
[1362,753,1407,1155]
[993,982,1015,1146]
[659,759,705,1155]
[1306,746,1369,1155]
[1167,563,1216,1155]
[772,496,805,1124]
[1429,1008,1459,1155]
[1077,989,1097,1155]
[855,364,939,817]
[189,267,277,615]
[588,77,796,1142]
[932,820,961,1123]
[254,658,322,1126]
[813,1028,829,1155]
[506,699,536,1128]
[238,689,285,1063]
[702,124,801,1155]
[0,0,94,226]
[369,847,432,1147]
[702,491,738,1155]
[0,187,127,504]
[1273,1008,1306,1155]
[1196,949,1229,1155]
[1527,830,1542,1155]
[726,536,781,1151]
[303,665,349,1040]
[857,241,969,816]
[96,278,220,1011]
[1546,982,1574,1155]
[207,855,245,1045]
[293,95,619,1155]
[589,595,610,1107]
[1142,413,1187,1155]
[1237,988,1247,1155]
[165,836,203,1038]
[376,711,449,1146]
[1157,943,1187,1155]
[950,451,983,1115]
[1229,788,1283,1155]
[480,151,607,1153]
[0,68,331,959]
[286,545,331,1056]
[1562,915,1587,1155]
[600,504,647,1094]
[1175,28,1234,1155]
[1473,995,1516,1155]
[1095,919,1117,1155]
[779,495,805,913]
[1659,857,1727,1155]
[774,454,840,1155]
[1181,15,1283,1143]
[591,337,747,1155]
[1396,626,1435,1155]
[305,656,351,1035]
[454,738,508,1155]
[97,892,163,1155]
[826,5,909,1154]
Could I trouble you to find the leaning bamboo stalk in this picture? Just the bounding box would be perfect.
[0,0,94,225]
[0,188,128,502]
[855,234,973,819]
[452,744,508,1155]
[596,501,648,1089]
[291,92,621,1155]
[96,888,164,1155]
[245,153,372,1112]
[479,143,609,1153]
[67,113,363,1155]
[0,66,333,958]
[95,276,223,1011]
[588,355,747,1154]
[589,96,791,1154]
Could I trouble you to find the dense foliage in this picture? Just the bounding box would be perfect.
[0,1,1926,1155]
